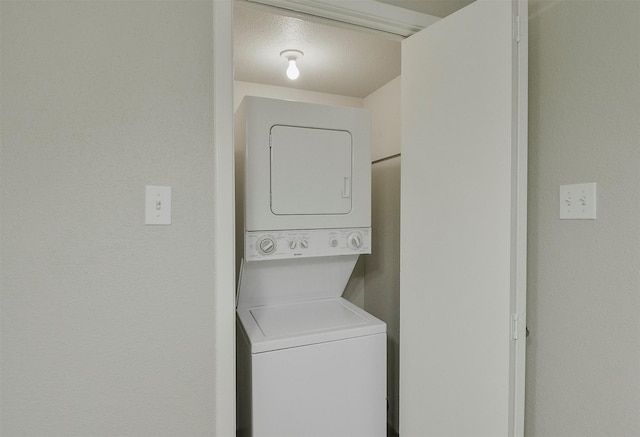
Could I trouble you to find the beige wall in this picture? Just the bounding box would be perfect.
[1,2,218,435]
[526,1,640,435]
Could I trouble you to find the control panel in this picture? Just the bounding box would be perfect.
[245,228,371,261]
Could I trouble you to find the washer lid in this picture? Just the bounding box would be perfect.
[237,297,386,353]
[252,299,366,337]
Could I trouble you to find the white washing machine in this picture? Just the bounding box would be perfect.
[235,97,386,437]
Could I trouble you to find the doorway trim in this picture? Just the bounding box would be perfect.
[213,1,236,436]
[238,0,439,37]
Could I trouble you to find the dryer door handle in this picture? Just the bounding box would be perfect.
[342,177,351,198]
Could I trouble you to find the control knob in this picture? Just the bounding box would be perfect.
[258,236,276,255]
[347,232,363,250]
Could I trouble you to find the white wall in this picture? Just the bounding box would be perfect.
[362,76,401,431]
[526,1,640,435]
[1,2,218,435]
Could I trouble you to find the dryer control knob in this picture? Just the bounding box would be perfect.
[289,239,297,249]
[329,238,338,248]
[300,239,309,249]
[258,237,276,255]
[347,232,363,250]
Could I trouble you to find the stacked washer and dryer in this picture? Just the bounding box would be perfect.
[235,96,386,437]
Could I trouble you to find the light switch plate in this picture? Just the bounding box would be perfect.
[145,185,171,225]
[560,182,596,220]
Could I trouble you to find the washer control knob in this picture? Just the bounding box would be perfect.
[347,232,363,250]
[289,239,297,249]
[300,239,309,249]
[258,237,276,255]
[329,238,338,248]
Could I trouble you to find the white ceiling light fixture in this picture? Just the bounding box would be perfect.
[280,49,304,80]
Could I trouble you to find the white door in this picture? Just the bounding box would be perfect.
[400,0,527,436]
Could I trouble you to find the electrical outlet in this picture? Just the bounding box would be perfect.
[559,183,596,220]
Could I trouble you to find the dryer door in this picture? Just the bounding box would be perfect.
[270,126,352,215]
[241,97,371,232]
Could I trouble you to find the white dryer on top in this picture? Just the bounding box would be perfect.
[235,96,372,262]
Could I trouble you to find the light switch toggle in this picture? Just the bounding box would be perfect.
[146,185,172,225]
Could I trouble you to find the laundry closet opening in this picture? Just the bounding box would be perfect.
[232,1,424,433]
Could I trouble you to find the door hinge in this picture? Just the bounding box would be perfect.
[513,15,521,43]
[511,313,519,340]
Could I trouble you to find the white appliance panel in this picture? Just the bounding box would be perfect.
[270,126,352,215]
[244,228,370,261]
[236,255,358,308]
[250,333,386,437]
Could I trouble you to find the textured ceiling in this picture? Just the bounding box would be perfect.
[234,3,401,98]
[233,0,473,98]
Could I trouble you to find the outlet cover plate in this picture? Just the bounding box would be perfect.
[560,182,596,220]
